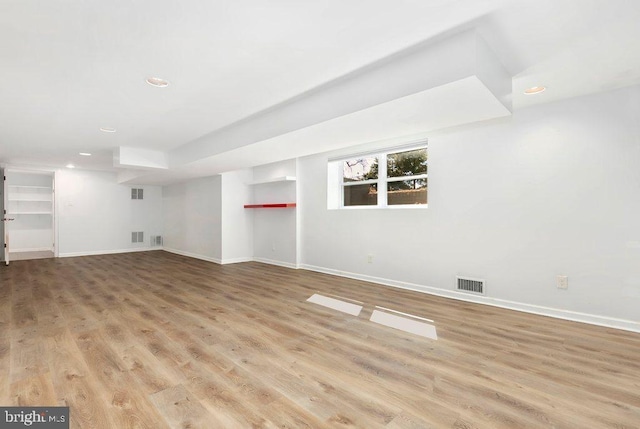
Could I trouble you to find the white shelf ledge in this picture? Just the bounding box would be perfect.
[10,248,54,253]
[7,185,52,190]
[246,176,296,186]
[7,211,53,215]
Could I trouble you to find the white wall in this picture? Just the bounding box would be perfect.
[252,160,298,267]
[159,164,293,266]
[162,176,222,262]
[221,169,253,263]
[56,169,163,256]
[298,85,640,329]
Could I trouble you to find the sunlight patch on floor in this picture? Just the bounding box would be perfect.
[370,308,438,340]
[306,293,363,316]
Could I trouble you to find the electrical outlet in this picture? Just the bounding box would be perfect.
[557,275,568,290]
[367,254,373,264]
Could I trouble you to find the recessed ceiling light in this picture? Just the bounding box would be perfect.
[66,164,75,169]
[100,127,116,133]
[524,86,546,95]
[79,152,92,156]
[146,77,169,88]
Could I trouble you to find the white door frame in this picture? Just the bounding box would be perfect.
[1,168,8,265]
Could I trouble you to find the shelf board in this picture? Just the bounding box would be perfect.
[244,203,296,209]
[246,176,296,186]
[9,248,54,253]
[7,185,52,190]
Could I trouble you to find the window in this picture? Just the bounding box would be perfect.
[335,143,427,208]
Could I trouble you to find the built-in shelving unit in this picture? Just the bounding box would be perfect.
[244,175,297,208]
[4,171,55,261]
[248,160,300,267]
[7,185,53,215]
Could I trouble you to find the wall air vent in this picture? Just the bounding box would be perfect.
[150,235,163,247]
[456,276,485,295]
[131,231,144,243]
[131,188,144,199]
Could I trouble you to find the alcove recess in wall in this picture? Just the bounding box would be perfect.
[4,169,55,261]
[243,176,296,208]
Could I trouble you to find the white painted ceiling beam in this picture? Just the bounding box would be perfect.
[130,75,511,185]
[168,30,512,170]
[114,146,169,170]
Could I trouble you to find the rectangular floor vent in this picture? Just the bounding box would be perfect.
[456,276,485,295]
[150,235,163,246]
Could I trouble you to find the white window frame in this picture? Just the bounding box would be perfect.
[337,142,428,209]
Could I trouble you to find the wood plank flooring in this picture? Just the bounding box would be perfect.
[0,251,639,428]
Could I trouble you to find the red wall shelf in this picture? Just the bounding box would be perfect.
[244,203,296,209]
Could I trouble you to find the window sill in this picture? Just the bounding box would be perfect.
[331,204,428,210]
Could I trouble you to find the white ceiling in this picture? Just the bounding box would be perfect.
[1,0,639,183]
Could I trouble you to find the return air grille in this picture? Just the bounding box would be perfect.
[131,188,144,199]
[456,276,485,295]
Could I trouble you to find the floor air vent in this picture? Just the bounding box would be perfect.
[456,276,485,295]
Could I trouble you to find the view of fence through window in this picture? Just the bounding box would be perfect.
[342,146,427,207]
[387,148,427,205]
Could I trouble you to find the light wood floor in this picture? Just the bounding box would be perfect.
[1,251,639,428]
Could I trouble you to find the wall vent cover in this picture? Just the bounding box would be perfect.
[456,276,485,295]
[131,188,144,199]
[131,231,144,243]
[150,235,163,246]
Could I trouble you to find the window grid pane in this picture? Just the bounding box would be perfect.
[387,178,427,205]
[387,148,427,178]
[343,157,378,182]
[344,183,378,206]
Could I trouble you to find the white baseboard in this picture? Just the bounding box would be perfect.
[162,247,222,264]
[221,257,254,265]
[253,257,298,270]
[59,247,161,258]
[299,264,640,334]
[159,249,295,268]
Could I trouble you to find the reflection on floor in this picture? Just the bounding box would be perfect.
[306,293,438,340]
